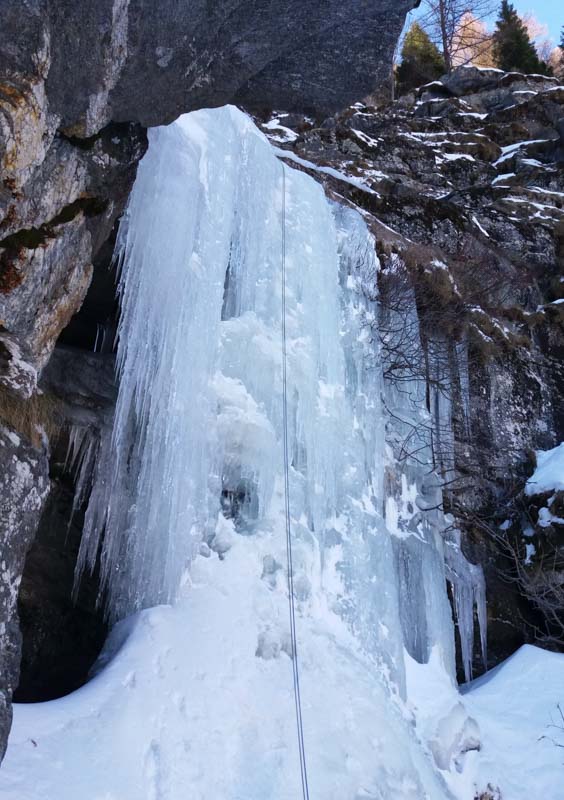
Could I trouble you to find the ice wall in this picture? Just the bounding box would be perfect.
[75,106,455,681]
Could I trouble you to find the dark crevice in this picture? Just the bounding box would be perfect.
[59,120,144,151]
[14,450,108,703]
[0,197,109,251]
[13,211,121,700]
[0,197,110,296]
[58,221,120,352]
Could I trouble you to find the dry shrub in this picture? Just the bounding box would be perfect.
[0,386,63,448]
[474,785,502,800]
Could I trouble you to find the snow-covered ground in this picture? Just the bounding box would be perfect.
[408,645,564,800]
[0,530,455,800]
[466,646,564,798]
[3,540,563,799]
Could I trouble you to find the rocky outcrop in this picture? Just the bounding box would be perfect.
[0,426,48,761]
[1,0,561,764]
[0,346,114,751]
[0,121,145,396]
[259,65,563,672]
[0,0,413,395]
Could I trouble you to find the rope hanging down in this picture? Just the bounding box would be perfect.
[280,163,311,800]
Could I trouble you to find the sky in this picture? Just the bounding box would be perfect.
[410,0,561,45]
[510,0,561,42]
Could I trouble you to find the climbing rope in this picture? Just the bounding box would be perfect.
[280,162,311,800]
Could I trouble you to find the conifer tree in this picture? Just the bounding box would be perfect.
[492,1,549,74]
[396,22,446,95]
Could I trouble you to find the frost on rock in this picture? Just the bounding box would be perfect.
[2,107,483,799]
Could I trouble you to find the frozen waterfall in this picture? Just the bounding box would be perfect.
[76,107,457,674]
[1,107,487,800]
[76,104,463,683]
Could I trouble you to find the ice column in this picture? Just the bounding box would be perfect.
[75,106,459,692]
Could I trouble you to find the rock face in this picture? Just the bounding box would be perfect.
[0,426,49,761]
[0,118,145,395]
[0,346,114,751]
[0,0,413,395]
[259,66,563,672]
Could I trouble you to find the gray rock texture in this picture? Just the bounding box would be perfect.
[1,0,561,765]
[0,0,414,394]
[0,346,114,755]
[0,122,145,396]
[15,347,115,705]
[0,426,49,761]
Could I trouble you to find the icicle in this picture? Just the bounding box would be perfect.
[64,424,101,519]
[444,525,487,681]
[0,104,489,800]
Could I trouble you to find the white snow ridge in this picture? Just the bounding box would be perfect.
[2,107,563,800]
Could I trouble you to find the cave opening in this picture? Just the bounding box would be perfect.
[14,225,121,703]
[14,467,109,703]
[57,225,121,354]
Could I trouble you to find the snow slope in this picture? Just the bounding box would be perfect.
[2,530,456,800]
[464,645,564,799]
[4,556,563,800]
[406,645,564,800]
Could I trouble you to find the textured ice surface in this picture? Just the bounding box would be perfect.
[74,105,457,686]
[1,107,489,798]
[445,526,487,682]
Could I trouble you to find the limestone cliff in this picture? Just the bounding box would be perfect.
[1,0,563,771]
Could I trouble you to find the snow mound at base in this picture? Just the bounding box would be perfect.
[464,645,564,799]
[2,534,454,800]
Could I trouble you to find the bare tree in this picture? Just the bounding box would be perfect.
[419,0,497,72]
[549,46,564,78]
[509,545,564,648]
[451,12,495,68]
[466,497,564,651]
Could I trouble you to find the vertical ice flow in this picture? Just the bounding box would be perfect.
[77,105,463,685]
